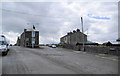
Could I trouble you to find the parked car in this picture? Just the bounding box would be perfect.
[0,35,10,56]
[48,44,52,47]
[51,45,56,48]
[10,44,12,46]
[109,48,116,51]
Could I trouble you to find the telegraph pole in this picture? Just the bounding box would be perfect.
[81,17,85,51]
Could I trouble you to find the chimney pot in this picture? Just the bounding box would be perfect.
[76,29,80,32]
[73,30,76,33]
[24,29,27,32]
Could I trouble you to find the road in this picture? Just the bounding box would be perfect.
[0,55,2,75]
[1,46,118,74]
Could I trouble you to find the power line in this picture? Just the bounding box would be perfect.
[1,8,80,25]
[1,8,78,19]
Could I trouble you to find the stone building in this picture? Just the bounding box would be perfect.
[17,29,39,48]
[60,29,87,50]
[117,2,120,44]
[16,37,20,46]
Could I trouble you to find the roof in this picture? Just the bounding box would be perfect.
[86,41,95,43]
[0,35,5,37]
[27,29,39,31]
[61,31,87,39]
[117,38,120,41]
[76,41,98,45]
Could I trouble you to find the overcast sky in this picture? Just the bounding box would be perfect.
[0,1,119,44]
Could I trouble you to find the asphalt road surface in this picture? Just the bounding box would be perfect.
[1,46,118,74]
[0,55,2,75]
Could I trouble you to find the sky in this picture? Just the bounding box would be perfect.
[0,1,119,44]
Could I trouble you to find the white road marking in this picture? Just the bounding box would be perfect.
[95,55,100,57]
[101,57,118,61]
[73,51,81,53]
[95,55,118,61]
[82,52,86,54]
[99,54,105,56]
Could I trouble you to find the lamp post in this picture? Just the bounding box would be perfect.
[81,17,85,51]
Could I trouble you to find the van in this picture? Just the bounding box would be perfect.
[0,35,10,56]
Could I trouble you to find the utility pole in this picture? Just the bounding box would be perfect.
[81,17,85,51]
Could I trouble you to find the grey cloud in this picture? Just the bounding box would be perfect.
[1,2,118,44]
[2,16,28,33]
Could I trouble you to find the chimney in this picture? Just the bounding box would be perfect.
[73,30,76,33]
[76,29,80,32]
[24,29,27,32]
[67,32,70,35]
[69,32,72,34]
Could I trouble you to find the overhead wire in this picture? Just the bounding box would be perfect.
[1,8,81,25]
[1,8,78,19]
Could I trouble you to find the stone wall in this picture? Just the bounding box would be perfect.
[62,44,120,56]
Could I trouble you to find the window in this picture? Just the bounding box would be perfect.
[32,38,35,44]
[0,41,7,45]
[32,31,35,37]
